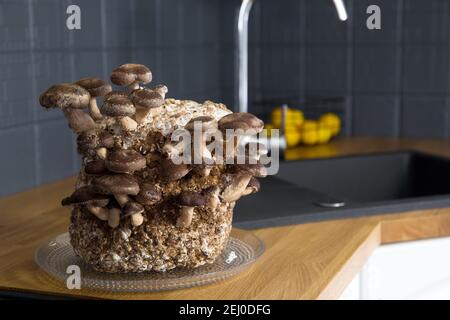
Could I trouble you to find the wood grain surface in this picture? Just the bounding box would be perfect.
[1,137,450,299]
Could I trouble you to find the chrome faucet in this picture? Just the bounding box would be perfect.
[237,0,348,114]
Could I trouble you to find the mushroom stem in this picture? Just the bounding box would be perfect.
[128,81,140,92]
[176,207,195,228]
[89,98,103,120]
[120,116,138,131]
[108,207,121,228]
[114,194,130,207]
[221,174,252,202]
[131,213,144,227]
[134,107,151,124]
[63,109,96,134]
[96,147,107,160]
[87,205,109,221]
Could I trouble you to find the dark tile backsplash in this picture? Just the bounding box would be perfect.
[0,0,449,196]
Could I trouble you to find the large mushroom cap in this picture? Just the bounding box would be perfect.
[75,77,112,97]
[129,88,164,109]
[101,92,136,117]
[39,83,90,109]
[105,149,146,173]
[135,183,161,205]
[110,63,152,87]
[218,112,264,133]
[185,116,217,131]
[178,191,206,207]
[61,186,109,207]
[84,159,107,175]
[77,130,114,153]
[91,174,140,195]
[122,202,145,217]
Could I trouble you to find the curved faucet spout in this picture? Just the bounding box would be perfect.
[237,0,254,113]
[236,0,347,114]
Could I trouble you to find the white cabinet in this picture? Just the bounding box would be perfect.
[340,236,450,300]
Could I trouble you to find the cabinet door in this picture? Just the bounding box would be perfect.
[362,236,450,300]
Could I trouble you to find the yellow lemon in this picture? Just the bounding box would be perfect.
[319,113,341,136]
[271,107,304,128]
[284,126,302,148]
[300,120,318,145]
[317,122,332,144]
[263,123,274,137]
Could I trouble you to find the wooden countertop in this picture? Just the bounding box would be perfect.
[2,137,450,299]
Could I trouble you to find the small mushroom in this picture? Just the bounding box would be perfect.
[193,162,214,178]
[102,92,137,131]
[129,88,164,123]
[176,191,206,228]
[161,157,191,181]
[40,83,95,133]
[242,177,260,196]
[186,116,217,163]
[84,159,107,175]
[61,186,110,221]
[75,77,112,120]
[153,84,168,99]
[123,202,145,227]
[110,63,152,92]
[220,174,252,202]
[105,149,146,174]
[219,113,264,160]
[204,186,220,210]
[135,183,161,205]
[108,207,121,228]
[91,174,140,207]
[77,129,114,158]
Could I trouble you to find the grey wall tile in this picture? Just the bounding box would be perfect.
[306,0,350,45]
[402,45,448,94]
[0,53,35,128]
[159,0,182,47]
[132,0,158,49]
[260,0,303,45]
[69,0,103,49]
[104,0,136,49]
[71,50,105,80]
[0,0,32,51]
[353,95,400,136]
[403,0,448,44]
[36,119,77,185]
[307,46,348,94]
[401,95,448,137]
[261,46,303,98]
[159,48,184,98]
[353,0,401,44]
[353,46,400,94]
[182,47,220,96]
[0,125,36,196]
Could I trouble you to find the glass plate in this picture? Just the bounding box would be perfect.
[35,229,264,292]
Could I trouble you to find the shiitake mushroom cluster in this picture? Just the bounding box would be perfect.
[39,63,267,272]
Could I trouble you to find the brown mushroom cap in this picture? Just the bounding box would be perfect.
[231,163,267,177]
[218,112,264,132]
[129,88,164,109]
[122,202,145,217]
[185,116,217,131]
[75,77,112,97]
[135,183,161,205]
[105,149,146,173]
[161,157,191,181]
[101,92,136,117]
[39,83,90,110]
[178,191,206,207]
[61,186,109,207]
[84,159,107,175]
[110,63,152,87]
[91,174,140,195]
[77,130,114,153]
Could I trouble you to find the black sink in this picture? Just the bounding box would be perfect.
[233,151,450,229]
